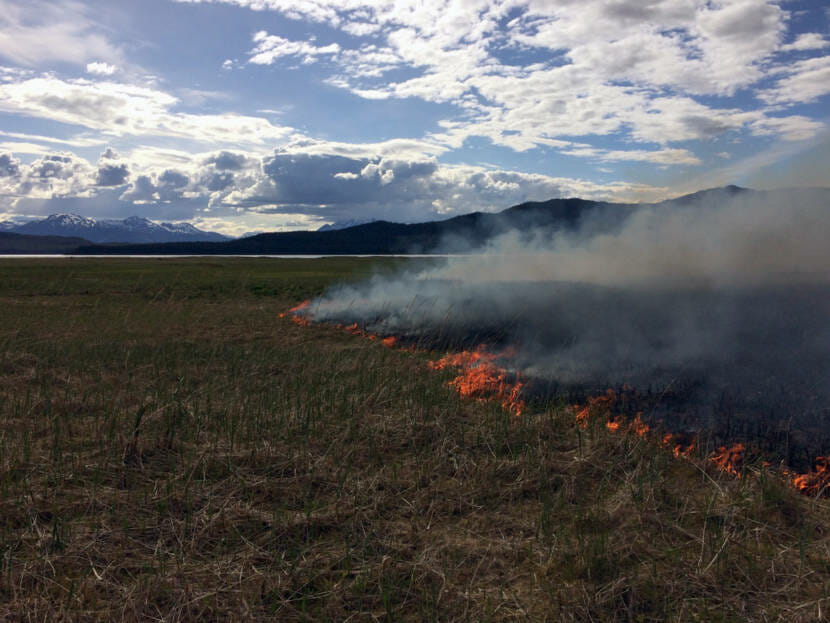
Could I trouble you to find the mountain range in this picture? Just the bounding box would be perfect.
[0,214,229,245]
[1,186,824,255]
[75,185,765,256]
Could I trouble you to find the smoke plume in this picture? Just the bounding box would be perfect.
[305,187,830,459]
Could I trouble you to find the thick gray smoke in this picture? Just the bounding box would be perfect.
[305,187,830,458]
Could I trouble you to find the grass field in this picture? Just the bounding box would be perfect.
[0,258,828,621]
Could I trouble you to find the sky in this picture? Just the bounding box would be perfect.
[0,0,828,235]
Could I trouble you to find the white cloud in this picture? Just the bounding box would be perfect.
[749,115,825,142]
[213,148,671,225]
[86,61,117,76]
[560,146,702,166]
[0,0,122,68]
[0,130,105,148]
[337,45,404,78]
[759,55,830,106]
[0,76,294,147]
[1,0,825,230]
[0,141,58,156]
[2,152,96,201]
[248,31,340,65]
[278,136,449,160]
[202,0,819,152]
[0,143,673,232]
[780,33,829,52]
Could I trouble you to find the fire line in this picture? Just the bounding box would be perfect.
[284,303,829,497]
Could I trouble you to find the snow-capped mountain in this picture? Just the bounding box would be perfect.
[10,214,230,244]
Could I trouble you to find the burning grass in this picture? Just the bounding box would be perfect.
[428,345,526,416]
[1,257,829,622]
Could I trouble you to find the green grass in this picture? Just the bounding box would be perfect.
[0,257,828,621]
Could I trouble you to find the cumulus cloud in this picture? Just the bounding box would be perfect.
[219,149,667,223]
[100,147,120,160]
[8,152,96,200]
[158,169,189,191]
[0,143,671,232]
[0,153,20,177]
[203,150,249,170]
[95,162,129,186]
[120,174,157,203]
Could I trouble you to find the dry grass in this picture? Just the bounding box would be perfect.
[0,257,828,622]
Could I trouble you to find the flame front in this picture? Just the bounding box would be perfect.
[281,301,828,497]
[429,345,525,416]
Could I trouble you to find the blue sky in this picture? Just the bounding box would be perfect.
[0,0,828,234]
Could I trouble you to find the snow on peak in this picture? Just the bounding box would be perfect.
[46,213,96,228]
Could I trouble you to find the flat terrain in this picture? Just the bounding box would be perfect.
[0,258,828,621]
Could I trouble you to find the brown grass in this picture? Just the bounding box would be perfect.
[0,258,828,621]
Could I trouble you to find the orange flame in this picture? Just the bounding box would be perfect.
[284,307,829,498]
[630,412,650,438]
[605,417,624,432]
[709,443,745,477]
[280,300,310,317]
[574,389,617,428]
[429,345,525,415]
[792,456,830,496]
[662,432,696,458]
[280,300,312,326]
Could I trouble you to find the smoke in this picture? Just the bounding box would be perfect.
[434,187,830,288]
[305,187,830,454]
